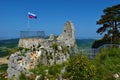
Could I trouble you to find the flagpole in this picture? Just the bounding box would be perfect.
[28,15,30,31]
[28,12,37,31]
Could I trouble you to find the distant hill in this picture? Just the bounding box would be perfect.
[0,39,19,57]
[0,38,19,48]
[76,39,95,49]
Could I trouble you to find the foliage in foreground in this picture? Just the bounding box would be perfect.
[18,73,28,80]
[64,53,96,80]
[94,48,120,80]
[30,62,66,80]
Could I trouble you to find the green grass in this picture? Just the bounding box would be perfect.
[94,48,120,80]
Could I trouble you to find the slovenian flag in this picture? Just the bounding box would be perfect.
[28,12,37,19]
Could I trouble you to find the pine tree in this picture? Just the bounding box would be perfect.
[97,4,120,43]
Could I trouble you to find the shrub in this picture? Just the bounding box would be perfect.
[18,73,28,80]
[30,63,47,79]
[61,46,69,54]
[52,43,58,51]
[64,53,96,80]
[48,64,62,77]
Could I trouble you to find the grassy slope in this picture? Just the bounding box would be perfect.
[94,48,120,80]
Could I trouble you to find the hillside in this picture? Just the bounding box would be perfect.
[0,39,19,57]
[76,39,95,49]
[0,39,19,48]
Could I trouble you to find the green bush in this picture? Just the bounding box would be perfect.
[52,43,58,51]
[94,48,120,80]
[18,73,28,80]
[48,64,62,76]
[64,53,96,80]
[30,63,48,79]
[61,46,69,54]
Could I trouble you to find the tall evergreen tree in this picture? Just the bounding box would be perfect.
[96,4,120,43]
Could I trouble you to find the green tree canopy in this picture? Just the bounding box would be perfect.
[96,4,120,43]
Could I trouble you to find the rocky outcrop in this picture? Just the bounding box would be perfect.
[7,21,77,79]
[7,42,71,79]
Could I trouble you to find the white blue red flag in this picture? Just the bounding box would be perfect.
[28,12,37,19]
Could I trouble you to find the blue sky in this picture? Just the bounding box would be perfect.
[0,0,119,39]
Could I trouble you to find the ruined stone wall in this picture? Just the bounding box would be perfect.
[18,21,75,48]
[18,38,45,48]
[7,21,76,79]
[57,21,75,47]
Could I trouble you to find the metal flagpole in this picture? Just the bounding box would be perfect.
[28,17,30,31]
[27,12,30,38]
[28,12,30,31]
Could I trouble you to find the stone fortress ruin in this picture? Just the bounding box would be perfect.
[7,21,77,79]
[18,21,75,48]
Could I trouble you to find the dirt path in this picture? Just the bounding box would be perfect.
[0,56,9,64]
